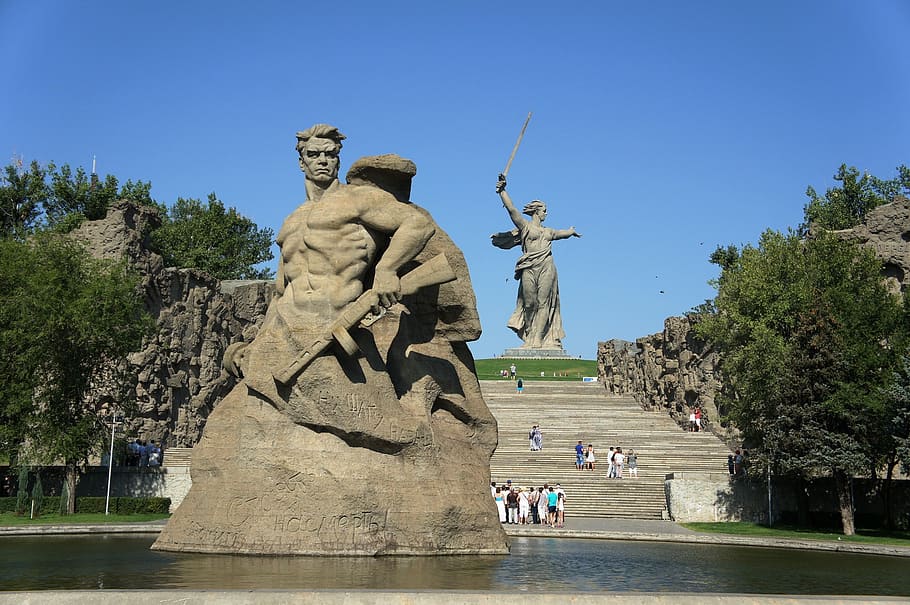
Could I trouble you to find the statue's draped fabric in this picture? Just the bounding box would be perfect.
[493,222,566,348]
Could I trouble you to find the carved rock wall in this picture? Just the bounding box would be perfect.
[832,196,910,294]
[74,201,273,447]
[598,315,728,438]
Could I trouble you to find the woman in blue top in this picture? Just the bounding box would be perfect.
[546,487,558,527]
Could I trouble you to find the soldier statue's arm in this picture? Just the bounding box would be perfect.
[344,185,435,309]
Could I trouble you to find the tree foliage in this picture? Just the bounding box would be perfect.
[151,193,274,280]
[0,160,157,236]
[0,234,153,510]
[800,164,910,235]
[0,160,48,238]
[697,230,903,534]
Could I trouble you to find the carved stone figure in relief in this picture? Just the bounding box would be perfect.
[491,173,581,349]
[154,125,507,556]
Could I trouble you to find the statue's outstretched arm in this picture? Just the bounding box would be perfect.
[553,226,582,240]
[496,173,525,229]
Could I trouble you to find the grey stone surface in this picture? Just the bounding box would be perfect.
[598,317,732,443]
[500,347,574,359]
[832,195,910,294]
[491,174,580,351]
[153,126,507,555]
[74,201,273,448]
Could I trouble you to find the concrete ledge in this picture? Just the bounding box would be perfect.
[0,522,165,536]
[0,592,904,604]
[503,525,910,558]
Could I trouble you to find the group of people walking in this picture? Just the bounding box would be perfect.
[491,480,566,528]
[574,441,638,478]
[127,438,163,467]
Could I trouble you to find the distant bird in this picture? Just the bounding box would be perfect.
[659,290,665,294]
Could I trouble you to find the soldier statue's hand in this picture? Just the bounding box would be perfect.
[372,269,401,312]
[496,174,507,193]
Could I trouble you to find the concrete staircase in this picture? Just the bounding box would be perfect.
[483,380,732,520]
[162,447,193,467]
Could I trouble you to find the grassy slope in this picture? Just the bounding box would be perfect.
[0,512,169,525]
[474,358,597,381]
[681,522,910,546]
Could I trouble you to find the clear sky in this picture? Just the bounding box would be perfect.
[2,1,908,360]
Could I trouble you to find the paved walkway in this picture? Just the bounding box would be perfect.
[4,517,910,559]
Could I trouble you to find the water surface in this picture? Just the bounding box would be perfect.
[2,535,909,595]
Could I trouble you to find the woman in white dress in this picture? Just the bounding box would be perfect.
[585,444,596,471]
[494,487,506,523]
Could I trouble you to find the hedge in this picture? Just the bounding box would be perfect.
[0,496,170,515]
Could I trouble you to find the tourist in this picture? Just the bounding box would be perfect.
[490,481,497,498]
[575,440,585,470]
[149,441,162,467]
[510,363,516,380]
[536,486,548,524]
[532,425,542,451]
[627,449,639,478]
[127,439,141,466]
[494,487,506,523]
[528,426,536,451]
[528,486,540,524]
[506,486,520,524]
[518,487,530,524]
[733,449,744,476]
[516,377,523,394]
[556,492,565,527]
[694,407,702,432]
[546,486,558,527]
[586,444,596,471]
[727,455,734,476]
[614,447,624,479]
[689,408,697,432]
[139,440,149,468]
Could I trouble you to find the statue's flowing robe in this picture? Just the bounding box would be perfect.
[493,222,566,348]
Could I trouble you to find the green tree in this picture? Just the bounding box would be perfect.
[151,193,274,279]
[697,230,902,534]
[0,233,153,512]
[45,163,120,224]
[0,159,48,238]
[800,164,910,235]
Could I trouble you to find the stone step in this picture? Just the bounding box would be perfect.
[163,447,193,467]
[483,379,732,520]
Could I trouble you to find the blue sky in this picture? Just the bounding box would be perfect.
[2,1,908,359]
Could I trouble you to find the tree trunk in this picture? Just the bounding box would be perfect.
[64,461,77,515]
[833,469,855,536]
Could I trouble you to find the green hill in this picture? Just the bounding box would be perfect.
[474,358,597,381]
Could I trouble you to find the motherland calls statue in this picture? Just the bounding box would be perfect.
[491,173,581,350]
[153,124,508,555]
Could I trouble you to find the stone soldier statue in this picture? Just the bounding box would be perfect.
[492,173,581,350]
[154,125,507,556]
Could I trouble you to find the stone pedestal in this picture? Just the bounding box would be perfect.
[501,347,574,359]
[153,380,509,555]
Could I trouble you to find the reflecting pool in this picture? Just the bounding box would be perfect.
[2,535,909,595]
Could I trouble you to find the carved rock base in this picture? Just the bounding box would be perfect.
[152,381,510,556]
[501,347,574,359]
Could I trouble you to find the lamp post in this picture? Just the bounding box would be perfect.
[104,411,123,515]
